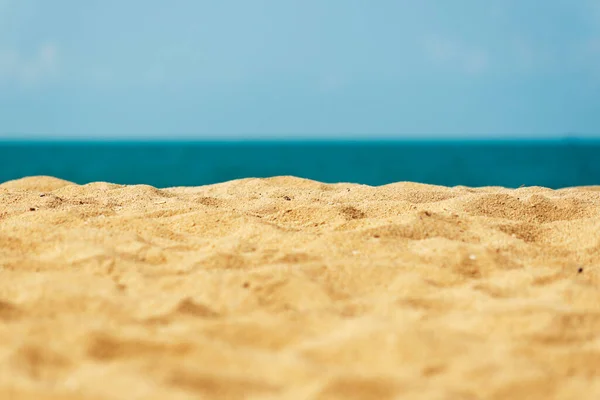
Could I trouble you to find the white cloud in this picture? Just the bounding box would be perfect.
[464,51,488,74]
[0,42,59,86]
[423,34,488,75]
[318,73,348,92]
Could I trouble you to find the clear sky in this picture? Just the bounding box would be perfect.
[1,0,599,139]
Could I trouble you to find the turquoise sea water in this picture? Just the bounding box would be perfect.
[1,140,599,189]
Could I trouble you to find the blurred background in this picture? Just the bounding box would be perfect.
[1,0,599,188]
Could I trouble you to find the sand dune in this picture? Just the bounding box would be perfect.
[1,175,600,399]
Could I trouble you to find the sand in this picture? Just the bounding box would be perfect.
[1,175,600,399]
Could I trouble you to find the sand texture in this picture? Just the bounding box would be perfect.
[1,176,600,399]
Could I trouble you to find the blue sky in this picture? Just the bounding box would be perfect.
[0,0,599,139]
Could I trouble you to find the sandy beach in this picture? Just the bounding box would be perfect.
[1,175,600,399]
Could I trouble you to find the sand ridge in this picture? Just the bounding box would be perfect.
[1,175,600,399]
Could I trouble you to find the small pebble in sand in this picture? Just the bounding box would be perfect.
[469,254,477,261]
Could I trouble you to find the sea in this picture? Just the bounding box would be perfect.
[1,139,599,189]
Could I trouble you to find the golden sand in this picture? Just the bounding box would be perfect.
[1,175,600,399]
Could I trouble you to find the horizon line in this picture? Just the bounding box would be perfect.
[0,133,598,142]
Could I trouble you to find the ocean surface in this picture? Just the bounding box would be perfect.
[1,140,599,189]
